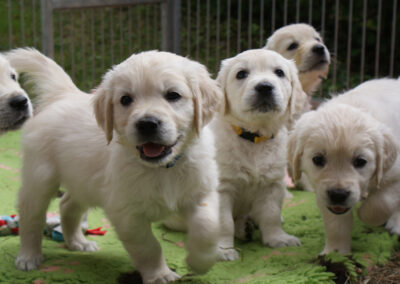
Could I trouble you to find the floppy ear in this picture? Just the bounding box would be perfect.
[287,128,303,182]
[374,128,398,187]
[216,58,233,115]
[287,60,309,120]
[191,63,223,134]
[93,84,114,144]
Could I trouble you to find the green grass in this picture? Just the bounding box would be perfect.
[0,131,398,283]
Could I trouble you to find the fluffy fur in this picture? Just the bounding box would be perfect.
[265,23,330,97]
[213,49,305,261]
[7,48,222,284]
[288,78,400,254]
[0,54,32,134]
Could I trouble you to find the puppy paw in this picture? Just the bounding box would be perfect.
[217,247,239,261]
[144,268,181,284]
[263,232,301,248]
[67,240,98,252]
[386,214,400,235]
[15,254,44,271]
[186,250,217,274]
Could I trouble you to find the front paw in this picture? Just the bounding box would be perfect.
[67,240,98,252]
[186,250,217,274]
[263,232,301,248]
[320,245,351,255]
[143,268,181,284]
[15,254,44,271]
[217,247,239,261]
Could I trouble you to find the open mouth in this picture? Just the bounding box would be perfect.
[328,206,350,215]
[136,139,179,162]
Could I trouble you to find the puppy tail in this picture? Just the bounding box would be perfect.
[6,48,85,110]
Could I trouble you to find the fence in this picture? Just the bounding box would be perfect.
[1,0,399,95]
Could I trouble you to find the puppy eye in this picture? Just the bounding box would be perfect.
[236,70,249,80]
[353,157,367,169]
[274,69,285,78]
[315,37,321,42]
[287,42,299,51]
[165,91,181,102]
[312,154,326,168]
[10,73,16,81]
[120,95,133,106]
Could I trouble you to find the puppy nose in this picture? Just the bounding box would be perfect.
[312,44,326,56]
[327,188,350,204]
[136,116,161,137]
[9,95,28,111]
[255,82,274,96]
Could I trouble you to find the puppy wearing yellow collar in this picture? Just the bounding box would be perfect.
[212,49,307,261]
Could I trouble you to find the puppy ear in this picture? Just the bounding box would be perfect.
[191,63,223,134]
[216,58,233,115]
[287,128,303,182]
[93,84,114,144]
[287,60,309,120]
[374,128,398,187]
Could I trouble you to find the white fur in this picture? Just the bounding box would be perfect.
[0,54,32,134]
[213,49,304,261]
[8,48,222,284]
[288,78,400,254]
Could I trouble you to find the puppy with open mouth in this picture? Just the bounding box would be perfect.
[265,23,330,98]
[7,48,222,283]
[213,49,307,261]
[288,78,400,255]
[0,54,32,134]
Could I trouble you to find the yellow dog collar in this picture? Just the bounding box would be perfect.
[232,125,274,144]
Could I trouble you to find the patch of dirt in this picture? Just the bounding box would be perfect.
[117,270,143,284]
[361,251,400,284]
[316,255,363,284]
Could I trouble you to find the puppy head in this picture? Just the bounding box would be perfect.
[0,55,32,134]
[265,23,330,94]
[217,49,307,134]
[288,104,398,215]
[94,51,221,167]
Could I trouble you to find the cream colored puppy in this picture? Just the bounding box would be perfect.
[213,49,306,261]
[288,78,400,255]
[0,54,32,133]
[265,23,330,97]
[7,48,222,284]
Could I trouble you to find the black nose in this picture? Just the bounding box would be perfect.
[136,116,161,137]
[9,95,28,111]
[312,44,326,56]
[255,82,274,96]
[327,188,350,204]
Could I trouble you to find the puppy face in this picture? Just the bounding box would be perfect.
[94,51,221,167]
[0,55,32,134]
[217,49,306,132]
[289,104,398,215]
[266,24,330,74]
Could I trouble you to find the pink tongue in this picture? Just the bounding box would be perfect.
[142,143,165,158]
[332,206,346,213]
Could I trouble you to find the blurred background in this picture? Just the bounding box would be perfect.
[0,0,399,96]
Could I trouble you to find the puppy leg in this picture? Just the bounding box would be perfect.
[15,170,59,270]
[60,193,98,252]
[185,190,220,273]
[217,190,239,261]
[386,207,400,235]
[319,206,353,254]
[251,182,301,248]
[108,213,180,284]
[358,184,400,227]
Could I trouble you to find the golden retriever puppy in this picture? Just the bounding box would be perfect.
[265,23,330,97]
[7,48,222,283]
[0,54,32,134]
[213,49,306,260]
[288,78,400,254]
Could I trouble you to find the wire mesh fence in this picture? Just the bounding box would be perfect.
[1,0,399,95]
